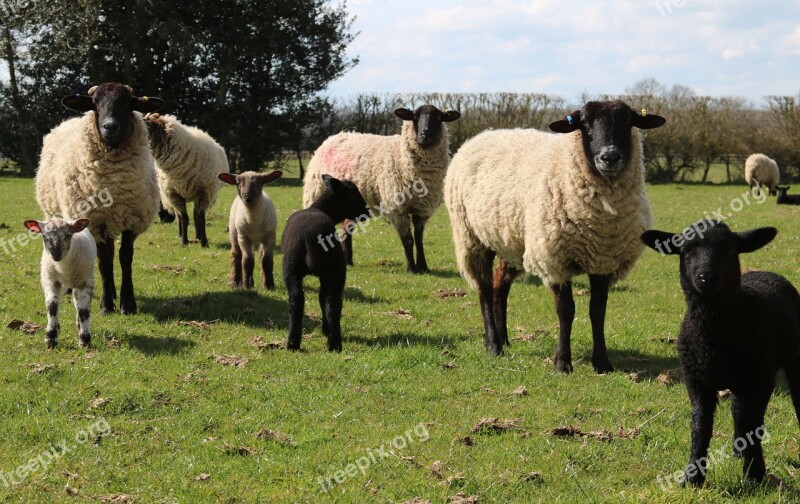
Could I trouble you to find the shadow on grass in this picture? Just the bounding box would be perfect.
[126,334,196,356]
[347,332,457,349]
[606,348,680,377]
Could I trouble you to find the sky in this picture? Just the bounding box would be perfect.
[324,0,800,103]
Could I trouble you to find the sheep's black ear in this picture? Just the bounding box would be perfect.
[549,111,581,133]
[61,94,94,112]
[442,110,461,122]
[132,96,165,113]
[640,230,681,255]
[631,109,666,130]
[394,108,414,121]
[23,220,43,234]
[260,171,282,184]
[218,173,238,185]
[736,227,777,254]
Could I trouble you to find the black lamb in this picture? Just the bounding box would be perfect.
[776,186,800,205]
[281,175,368,351]
[641,221,800,487]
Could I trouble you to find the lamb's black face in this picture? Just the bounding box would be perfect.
[395,105,461,148]
[678,224,741,295]
[340,179,369,221]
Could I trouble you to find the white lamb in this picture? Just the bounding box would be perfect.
[745,153,779,196]
[144,113,228,247]
[302,104,461,273]
[24,218,96,349]
[35,82,164,314]
[218,171,283,290]
[444,100,665,373]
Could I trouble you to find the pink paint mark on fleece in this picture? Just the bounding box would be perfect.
[319,145,356,179]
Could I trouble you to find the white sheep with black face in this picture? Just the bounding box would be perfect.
[24,218,96,349]
[444,100,665,372]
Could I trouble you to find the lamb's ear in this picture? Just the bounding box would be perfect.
[394,108,415,121]
[61,94,94,112]
[71,219,90,233]
[322,174,344,192]
[24,220,43,234]
[736,227,777,254]
[640,230,680,255]
[548,111,581,133]
[218,173,238,185]
[260,171,283,184]
[132,96,165,113]
[631,109,666,130]
[442,110,461,122]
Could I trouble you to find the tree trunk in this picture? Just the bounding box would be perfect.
[296,149,304,179]
[2,24,36,176]
[701,160,711,183]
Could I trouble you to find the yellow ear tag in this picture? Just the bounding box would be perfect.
[641,108,647,117]
[143,96,149,102]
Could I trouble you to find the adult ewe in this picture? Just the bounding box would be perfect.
[641,222,800,486]
[36,83,164,314]
[445,100,665,372]
[302,105,461,273]
[745,153,779,196]
[145,113,227,247]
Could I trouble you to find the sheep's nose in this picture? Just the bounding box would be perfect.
[696,272,715,286]
[600,149,622,164]
[103,122,119,134]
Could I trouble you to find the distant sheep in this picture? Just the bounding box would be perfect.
[445,100,665,372]
[35,83,164,314]
[302,105,461,273]
[282,175,368,351]
[24,218,95,349]
[218,171,282,289]
[776,186,800,205]
[642,221,800,486]
[745,153,779,196]
[145,113,228,247]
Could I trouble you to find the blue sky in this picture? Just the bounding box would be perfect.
[325,0,800,103]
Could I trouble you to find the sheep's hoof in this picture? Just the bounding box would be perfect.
[415,266,431,275]
[200,241,209,248]
[79,335,91,348]
[265,282,275,291]
[555,359,574,374]
[592,360,615,374]
[45,338,57,350]
[485,342,503,356]
[120,302,137,315]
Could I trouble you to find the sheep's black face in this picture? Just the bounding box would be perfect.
[340,179,369,221]
[549,100,665,179]
[395,105,461,148]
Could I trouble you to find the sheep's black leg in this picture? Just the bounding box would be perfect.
[551,282,575,373]
[588,274,614,373]
[731,395,745,458]
[230,244,243,288]
[412,215,430,274]
[341,221,354,266]
[319,276,344,352]
[178,208,190,246]
[493,260,518,346]
[285,270,305,350]
[119,231,138,315]
[261,245,275,290]
[733,392,771,482]
[784,360,800,427]
[471,250,501,355]
[194,206,208,248]
[683,380,718,487]
[96,238,116,314]
[398,228,416,273]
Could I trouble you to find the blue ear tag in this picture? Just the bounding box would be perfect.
[76,94,81,98]
[566,114,574,125]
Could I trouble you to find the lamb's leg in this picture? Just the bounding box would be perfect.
[119,230,138,315]
[783,360,800,427]
[194,204,209,248]
[341,221,354,266]
[229,228,243,288]
[72,287,92,348]
[732,392,771,483]
[44,284,62,349]
[261,233,276,290]
[493,260,519,346]
[285,270,305,350]
[411,215,430,274]
[319,276,344,352]
[96,238,116,314]
[588,274,614,373]
[682,380,718,487]
[551,282,576,372]
[241,240,255,289]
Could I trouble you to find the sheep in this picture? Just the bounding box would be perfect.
[144,113,228,247]
[282,174,368,351]
[35,82,164,315]
[444,100,665,372]
[745,153,779,196]
[776,186,800,205]
[23,218,96,349]
[641,221,800,487]
[218,171,283,290]
[301,104,461,273]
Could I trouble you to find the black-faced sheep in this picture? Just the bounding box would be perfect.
[218,171,282,290]
[745,153,780,197]
[641,221,800,486]
[35,83,164,314]
[24,218,95,349]
[282,175,368,351]
[444,100,665,372]
[302,105,461,273]
[776,186,800,205]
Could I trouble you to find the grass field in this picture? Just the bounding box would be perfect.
[1,170,800,503]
